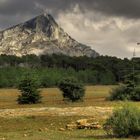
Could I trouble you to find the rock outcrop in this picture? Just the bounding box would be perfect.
[0,13,99,57]
[66,119,102,130]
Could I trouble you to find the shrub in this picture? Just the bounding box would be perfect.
[109,85,132,101]
[58,77,85,102]
[104,104,140,138]
[17,74,42,104]
[109,85,140,101]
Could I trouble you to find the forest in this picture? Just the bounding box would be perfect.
[0,54,139,88]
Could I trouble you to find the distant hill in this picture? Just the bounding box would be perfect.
[0,13,99,57]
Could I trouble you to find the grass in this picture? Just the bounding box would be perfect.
[0,85,115,109]
[0,116,135,140]
[0,85,139,140]
[0,85,139,109]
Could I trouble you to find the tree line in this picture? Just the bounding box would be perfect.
[0,54,139,87]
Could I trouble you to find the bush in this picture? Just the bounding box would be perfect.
[58,77,85,102]
[17,74,42,104]
[104,104,140,138]
[109,85,132,101]
[109,85,140,101]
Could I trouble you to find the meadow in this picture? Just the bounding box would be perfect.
[0,86,139,140]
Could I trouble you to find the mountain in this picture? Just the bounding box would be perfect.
[0,13,99,57]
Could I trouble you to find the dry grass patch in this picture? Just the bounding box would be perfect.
[0,86,140,109]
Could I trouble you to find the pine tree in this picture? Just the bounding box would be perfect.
[17,74,41,104]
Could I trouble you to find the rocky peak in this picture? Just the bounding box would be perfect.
[0,13,99,57]
[22,14,58,35]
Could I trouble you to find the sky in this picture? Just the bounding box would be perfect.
[0,0,140,58]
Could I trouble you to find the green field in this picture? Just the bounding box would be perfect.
[0,86,139,140]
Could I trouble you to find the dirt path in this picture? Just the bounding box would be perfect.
[0,106,113,118]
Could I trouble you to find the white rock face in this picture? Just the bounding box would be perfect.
[0,14,99,57]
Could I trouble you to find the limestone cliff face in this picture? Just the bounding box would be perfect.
[0,13,99,57]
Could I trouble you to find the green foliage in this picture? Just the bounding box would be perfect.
[131,87,140,101]
[17,74,42,104]
[110,85,140,101]
[109,85,131,101]
[41,75,54,87]
[98,70,116,85]
[104,104,140,138]
[58,77,85,102]
[0,54,137,81]
[0,54,139,88]
[109,72,140,101]
[0,67,116,88]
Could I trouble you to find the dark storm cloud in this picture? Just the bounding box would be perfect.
[34,0,140,19]
[0,0,41,15]
[74,0,140,19]
[1,0,140,19]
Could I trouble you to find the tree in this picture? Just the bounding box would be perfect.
[58,77,85,102]
[17,74,42,104]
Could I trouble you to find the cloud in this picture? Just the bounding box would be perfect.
[57,6,140,58]
[35,0,140,19]
[1,0,140,19]
[75,0,140,19]
[0,0,140,58]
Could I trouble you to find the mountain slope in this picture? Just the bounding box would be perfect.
[0,13,99,57]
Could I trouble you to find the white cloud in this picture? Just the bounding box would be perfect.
[56,6,140,58]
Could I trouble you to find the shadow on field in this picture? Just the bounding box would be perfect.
[76,135,114,139]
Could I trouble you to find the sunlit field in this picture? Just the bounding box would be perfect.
[0,85,117,109]
[0,86,139,140]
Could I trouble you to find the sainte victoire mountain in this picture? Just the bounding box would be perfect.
[0,13,99,57]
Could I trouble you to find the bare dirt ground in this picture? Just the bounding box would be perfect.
[0,106,113,119]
